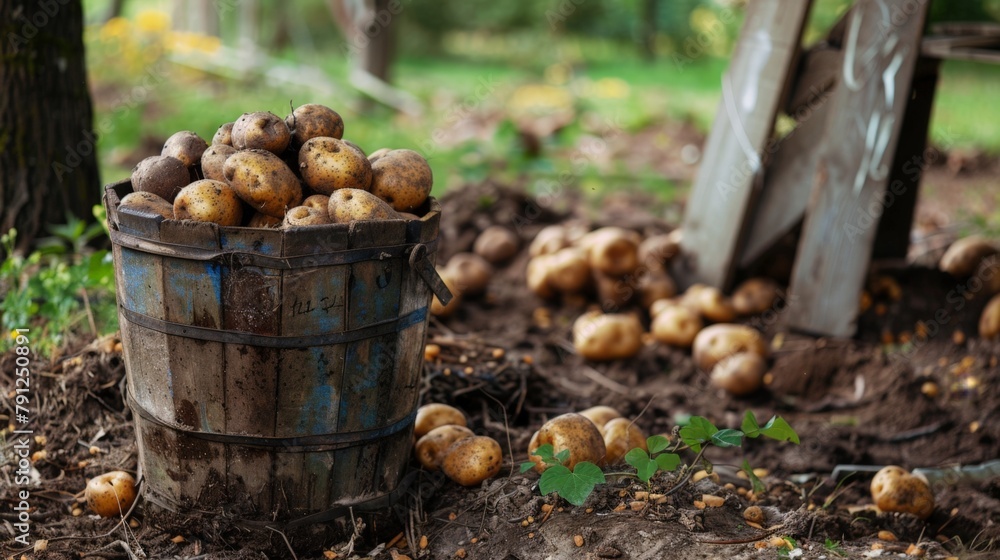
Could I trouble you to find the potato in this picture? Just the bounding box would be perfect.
[224,150,302,218]
[232,111,291,154]
[526,256,556,299]
[547,247,591,294]
[940,235,998,278]
[200,144,236,182]
[342,139,366,158]
[173,180,243,226]
[285,103,344,148]
[367,147,391,163]
[870,466,934,519]
[131,155,190,203]
[445,252,493,297]
[399,212,421,220]
[581,228,641,276]
[980,293,1000,339]
[651,304,703,348]
[212,122,234,146]
[301,194,330,211]
[649,297,683,317]
[162,131,208,167]
[732,278,781,316]
[638,270,677,309]
[370,149,433,212]
[572,311,644,361]
[528,413,607,472]
[119,191,174,220]
[529,225,570,257]
[594,271,632,309]
[688,285,737,322]
[328,188,400,224]
[299,136,373,194]
[692,324,768,372]
[709,352,767,396]
[414,425,474,471]
[603,418,647,465]
[283,206,331,227]
[578,406,622,432]
[431,268,462,317]
[414,403,467,438]
[638,231,682,271]
[442,436,503,486]
[473,226,520,264]
[247,212,281,228]
[85,471,137,517]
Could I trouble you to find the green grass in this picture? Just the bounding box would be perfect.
[932,60,1000,152]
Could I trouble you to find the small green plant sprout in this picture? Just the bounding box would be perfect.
[823,538,847,557]
[624,435,680,488]
[520,444,606,507]
[776,536,800,558]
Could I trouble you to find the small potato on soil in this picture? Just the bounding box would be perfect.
[870,465,935,519]
[603,418,647,465]
[370,149,433,212]
[692,324,768,372]
[328,188,400,223]
[415,425,474,471]
[232,111,291,154]
[940,235,998,278]
[529,225,571,257]
[224,150,302,218]
[431,268,462,317]
[173,180,243,226]
[731,277,781,316]
[473,226,520,264]
[442,436,503,486]
[85,471,138,518]
[637,270,677,309]
[285,103,344,147]
[688,285,737,322]
[200,144,236,183]
[528,413,607,472]
[131,155,190,203]
[212,122,234,146]
[162,131,208,168]
[445,253,493,297]
[547,247,591,294]
[119,191,174,221]
[651,304,703,348]
[414,403,467,438]
[283,206,331,227]
[979,293,1000,339]
[638,231,682,271]
[580,227,641,276]
[526,256,556,299]
[579,406,622,433]
[298,136,373,194]
[572,311,644,362]
[710,352,767,396]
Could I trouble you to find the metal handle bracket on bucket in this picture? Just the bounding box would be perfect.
[409,243,453,305]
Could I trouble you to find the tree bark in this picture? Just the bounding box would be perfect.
[1,0,101,254]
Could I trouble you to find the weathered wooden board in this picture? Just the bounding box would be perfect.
[674,0,813,289]
[786,0,931,337]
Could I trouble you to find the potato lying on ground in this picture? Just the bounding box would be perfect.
[940,235,998,278]
[132,155,190,203]
[162,130,208,168]
[579,406,622,433]
[301,194,330,211]
[224,150,302,218]
[980,294,1000,339]
[529,225,571,257]
[528,413,607,472]
[200,144,236,182]
[547,248,592,294]
[415,425,474,471]
[638,270,677,309]
[692,324,768,372]
[283,206,331,227]
[474,226,520,264]
[638,231,682,271]
[442,435,503,486]
[526,256,557,299]
[688,285,737,322]
[232,111,291,154]
[247,212,282,228]
[285,103,344,148]
[870,465,934,519]
[370,149,433,212]
[430,268,462,317]
[119,191,174,220]
[731,278,781,316]
[594,270,633,309]
[603,418,647,465]
[173,180,243,226]
[573,312,643,361]
[414,403,467,439]
[328,188,400,223]
[86,471,137,518]
[581,227,640,276]
[445,253,493,297]
[299,136,373,193]
[651,304,703,348]
[710,352,767,396]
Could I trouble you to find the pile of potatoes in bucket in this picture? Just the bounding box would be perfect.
[120,104,432,226]
[413,403,503,486]
[431,226,522,317]
[526,406,649,470]
[525,225,778,396]
[938,235,1000,339]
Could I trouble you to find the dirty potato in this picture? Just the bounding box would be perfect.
[692,324,768,372]
[212,122,234,146]
[731,278,781,316]
[940,235,998,278]
[980,293,1000,339]
[870,466,935,519]
[638,270,677,309]
[85,471,137,518]
[118,191,174,220]
[414,403,467,438]
[445,253,493,297]
[415,425,474,471]
[709,352,767,396]
[442,436,503,486]
[572,311,644,361]
[285,103,344,148]
[529,225,571,257]
[580,227,641,276]
[200,144,236,183]
[247,212,282,228]
[298,136,373,193]
[367,147,391,164]
[473,225,520,264]
[431,268,462,317]
[526,255,556,299]
[528,413,607,472]
[301,194,331,211]
[283,206,331,227]
[224,149,302,218]
[173,180,243,226]
[687,285,737,323]
[231,111,291,154]
[548,247,591,294]
[162,131,208,168]
[131,155,190,203]
[327,188,400,223]
[578,406,622,433]
[370,149,433,212]
[603,418,647,465]
[651,304,703,348]
[638,230,682,271]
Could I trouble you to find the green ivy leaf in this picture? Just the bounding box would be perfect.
[741,459,766,494]
[760,416,800,444]
[531,443,555,460]
[654,453,681,472]
[539,462,606,506]
[625,448,657,483]
[555,448,571,464]
[679,416,718,452]
[742,411,761,438]
[647,435,670,455]
[711,429,744,448]
[520,461,536,474]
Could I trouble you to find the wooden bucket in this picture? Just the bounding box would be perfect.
[103,181,450,525]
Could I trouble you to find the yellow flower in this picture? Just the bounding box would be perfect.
[99,17,130,42]
[136,10,170,35]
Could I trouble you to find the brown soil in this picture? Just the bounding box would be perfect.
[3,181,1000,560]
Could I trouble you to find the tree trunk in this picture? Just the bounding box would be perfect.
[1,0,101,254]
